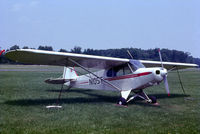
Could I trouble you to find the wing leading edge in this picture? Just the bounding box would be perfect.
[140,60,198,70]
[5,49,198,70]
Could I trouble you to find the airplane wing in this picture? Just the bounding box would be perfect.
[139,60,198,70]
[5,49,129,69]
[5,49,198,70]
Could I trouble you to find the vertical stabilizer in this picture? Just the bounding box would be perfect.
[63,67,78,80]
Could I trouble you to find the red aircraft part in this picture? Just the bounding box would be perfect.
[0,50,5,56]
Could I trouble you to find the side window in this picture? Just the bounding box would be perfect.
[117,68,124,76]
[107,64,132,77]
[107,68,114,77]
[116,66,132,76]
[106,67,119,77]
[123,66,132,75]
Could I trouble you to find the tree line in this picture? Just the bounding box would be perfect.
[0,45,200,66]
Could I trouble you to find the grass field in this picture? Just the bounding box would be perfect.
[0,65,200,134]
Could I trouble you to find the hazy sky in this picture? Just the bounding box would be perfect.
[0,0,200,58]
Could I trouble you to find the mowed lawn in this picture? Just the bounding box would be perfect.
[0,65,200,134]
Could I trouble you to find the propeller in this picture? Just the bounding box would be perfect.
[127,50,134,59]
[163,75,170,96]
[158,49,170,96]
[158,49,164,69]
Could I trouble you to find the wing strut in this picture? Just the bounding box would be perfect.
[128,63,134,73]
[68,58,122,91]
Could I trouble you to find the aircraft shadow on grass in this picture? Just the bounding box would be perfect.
[4,89,189,107]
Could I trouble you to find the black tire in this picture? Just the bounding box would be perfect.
[149,96,157,103]
[118,97,127,105]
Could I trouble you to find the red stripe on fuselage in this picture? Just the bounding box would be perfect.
[78,72,152,85]
[105,72,152,81]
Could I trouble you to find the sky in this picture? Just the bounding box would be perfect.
[0,0,200,58]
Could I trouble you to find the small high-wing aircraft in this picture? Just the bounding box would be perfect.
[5,49,198,106]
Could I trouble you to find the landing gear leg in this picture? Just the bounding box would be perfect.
[127,90,157,104]
[116,90,131,106]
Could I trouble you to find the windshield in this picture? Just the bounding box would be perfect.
[129,60,145,70]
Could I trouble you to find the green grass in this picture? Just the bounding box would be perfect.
[0,65,200,134]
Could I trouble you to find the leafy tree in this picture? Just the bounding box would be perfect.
[10,45,20,50]
[22,46,29,49]
[194,58,200,66]
[59,49,68,52]
[38,46,53,51]
[71,46,82,54]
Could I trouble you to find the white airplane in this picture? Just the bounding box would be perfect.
[5,49,198,106]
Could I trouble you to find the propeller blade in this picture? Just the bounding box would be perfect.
[127,50,134,59]
[158,48,164,69]
[163,75,170,96]
[158,48,170,96]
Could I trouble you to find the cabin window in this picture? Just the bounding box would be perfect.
[107,64,133,77]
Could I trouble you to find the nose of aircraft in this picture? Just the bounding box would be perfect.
[155,68,170,96]
[160,68,167,77]
[154,68,167,82]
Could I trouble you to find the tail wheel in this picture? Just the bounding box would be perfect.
[118,97,127,106]
[149,96,157,103]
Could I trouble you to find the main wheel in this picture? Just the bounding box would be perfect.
[117,97,127,106]
[149,96,157,103]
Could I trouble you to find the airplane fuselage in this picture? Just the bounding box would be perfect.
[66,67,167,92]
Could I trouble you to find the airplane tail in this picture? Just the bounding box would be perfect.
[63,67,78,80]
[45,67,78,84]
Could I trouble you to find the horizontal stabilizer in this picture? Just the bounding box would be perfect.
[45,78,70,84]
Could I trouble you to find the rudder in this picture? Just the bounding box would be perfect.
[63,67,78,80]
